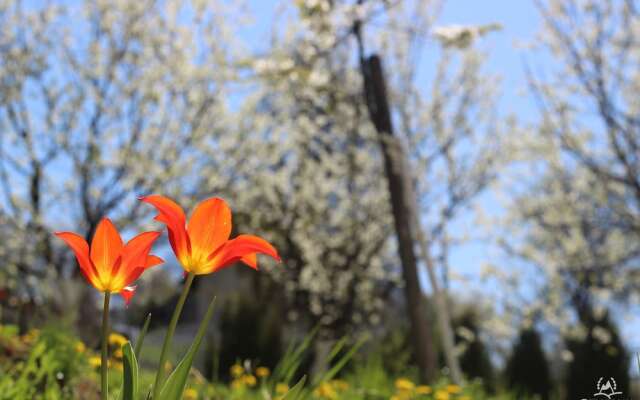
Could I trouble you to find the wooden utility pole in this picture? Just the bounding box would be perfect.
[360,54,437,382]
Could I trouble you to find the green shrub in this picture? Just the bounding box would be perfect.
[0,325,93,400]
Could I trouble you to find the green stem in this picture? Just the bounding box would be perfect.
[101,292,111,400]
[152,272,195,399]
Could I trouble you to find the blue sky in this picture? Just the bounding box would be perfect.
[439,0,540,116]
[244,0,542,118]
[434,1,545,300]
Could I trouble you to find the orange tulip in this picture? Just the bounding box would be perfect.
[55,218,163,304]
[139,195,280,275]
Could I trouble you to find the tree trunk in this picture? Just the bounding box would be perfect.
[411,209,463,383]
[360,54,437,383]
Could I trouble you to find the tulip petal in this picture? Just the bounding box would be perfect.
[207,234,280,273]
[187,197,232,259]
[122,267,145,291]
[120,286,137,306]
[139,195,190,262]
[145,255,164,269]
[120,231,161,273]
[55,232,101,289]
[90,218,124,279]
[110,231,161,290]
[139,195,186,225]
[240,253,258,270]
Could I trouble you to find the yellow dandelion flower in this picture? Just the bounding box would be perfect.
[395,378,415,391]
[256,366,270,378]
[242,374,257,387]
[230,363,244,378]
[89,356,102,368]
[231,379,244,390]
[75,341,86,353]
[331,379,349,391]
[435,390,450,400]
[416,385,432,395]
[276,383,289,394]
[22,329,40,343]
[313,382,337,399]
[192,372,206,385]
[108,333,128,347]
[113,348,123,359]
[446,384,462,394]
[184,388,198,400]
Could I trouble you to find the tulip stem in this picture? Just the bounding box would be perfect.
[101,292,111,400]
[152,272,195,399]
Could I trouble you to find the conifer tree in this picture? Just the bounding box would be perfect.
[565,315,628,400]
[505,327,551,400]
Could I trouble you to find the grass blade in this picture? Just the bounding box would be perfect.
[158,297,216,400]
[118,314,152,400]
[122,342,139,400]
[313,335,367,386]
[134,313,152,358]
[272,325,319,385]
[282,375,307,400]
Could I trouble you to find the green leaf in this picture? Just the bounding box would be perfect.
[158,297,216,400]
[326,336,347,362]
[271,325,319,385]
[281,375,307,400]
[118,314,152,400]
[122,342,139,400]
[313,335,367,386]
[134,313,152,358]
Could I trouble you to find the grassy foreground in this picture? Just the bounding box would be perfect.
[0,325,515,400]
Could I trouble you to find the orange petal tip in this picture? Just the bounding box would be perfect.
[145,254,164,268]
[120,286,137,306]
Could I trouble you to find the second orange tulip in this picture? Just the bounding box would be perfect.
[139,195,280,275]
